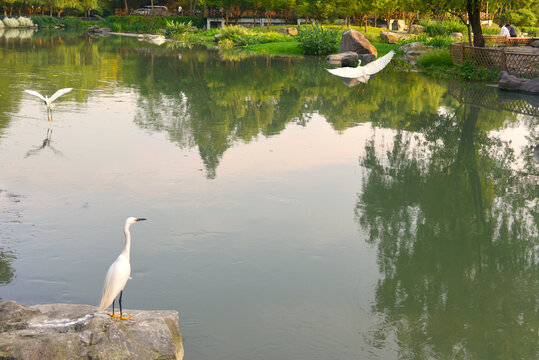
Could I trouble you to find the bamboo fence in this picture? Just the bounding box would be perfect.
[450,37,539,77]
[448,80,539,117]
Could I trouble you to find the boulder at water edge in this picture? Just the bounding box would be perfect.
[499,71,539,93]
[326,51,359,67]
[0,301,184,360]
[339,29,377,57]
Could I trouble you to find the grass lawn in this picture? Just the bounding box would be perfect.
[244,40,303,55]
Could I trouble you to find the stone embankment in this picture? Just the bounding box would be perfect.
[0,301,184,360]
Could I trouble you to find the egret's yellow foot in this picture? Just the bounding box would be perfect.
[107,313,120,319]
[116,315,134,321]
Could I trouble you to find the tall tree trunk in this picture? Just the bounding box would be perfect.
[467,0,484,47]
[124,0,128,15]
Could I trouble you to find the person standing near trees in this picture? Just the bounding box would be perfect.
[506,24,518,37]
[499,23,510,36]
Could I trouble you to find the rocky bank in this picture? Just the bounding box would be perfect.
[0,301,184,360]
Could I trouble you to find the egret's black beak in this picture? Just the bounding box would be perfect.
[135,218,147,222]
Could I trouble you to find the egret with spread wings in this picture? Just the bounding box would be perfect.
[24,88,73,120]
[326,51,395,83]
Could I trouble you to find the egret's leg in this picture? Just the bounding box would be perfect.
[116,290,134,321]
[107,299,119,319]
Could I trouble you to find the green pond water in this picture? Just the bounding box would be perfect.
[0,30,538,360]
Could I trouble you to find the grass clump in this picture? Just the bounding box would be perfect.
[165,19,192,36]
[220,25,250,39]
[419,18,467,37]
[245,40,303,55]
[417,49,453,68]
[31,16,60,27]
[103,16,203,34]
[297,24,341,55]
[62,17,84,28]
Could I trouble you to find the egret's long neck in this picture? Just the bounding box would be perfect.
[122,223,132,260]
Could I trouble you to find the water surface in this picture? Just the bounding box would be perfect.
[0,31,537,360]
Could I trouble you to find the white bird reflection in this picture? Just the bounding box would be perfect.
[25,128,62,158]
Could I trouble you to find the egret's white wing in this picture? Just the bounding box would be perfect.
[326,66,365,79]
[362,50,395,76]
[98,255,131,311]
[49,88,73,103]
[24,90,47,102]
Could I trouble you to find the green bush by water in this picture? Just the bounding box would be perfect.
[30,16,83,28]
[297,24,341,55]
[417,49,453,68]
[165,19,192,36]
[419,19,467,37]
[103,16,203,33]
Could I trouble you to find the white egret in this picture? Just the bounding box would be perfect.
[24,88,73,120]
[326,50,395,83]
[98,217,146,321]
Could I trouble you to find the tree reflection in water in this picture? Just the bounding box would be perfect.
[0,190,18,293]
[356,101,538,359]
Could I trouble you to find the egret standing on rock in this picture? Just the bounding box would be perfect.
[24,88,73,120]
[98,217,146,321]
[326,50,395,83]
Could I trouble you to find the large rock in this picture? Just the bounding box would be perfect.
[499,70,539,93]
[358,53,376,64]
[450,32,464,39]
[411,24,425,34]
[380,31,410,44]
[138,34,166,45]
[276,27,298,36]
[530,39,539,48]
[339,29,377,57]
[398,42,434,65]
[388,19,406,32]
[326,51,358,66]
[0,301,184,360]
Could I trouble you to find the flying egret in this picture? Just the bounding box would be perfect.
[24,88,73,120]
[326,50,395,83]
[98,217,146,321]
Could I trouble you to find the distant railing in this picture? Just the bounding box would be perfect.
[450,38,539,77]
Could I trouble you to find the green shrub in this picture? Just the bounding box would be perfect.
[457,61,498,81]
[103,15,204,34]
[421,19,466,37]
[417,49,453,68]
[62,17,83,28]
[398,34,454,48]
[218,38,234,49]
[424,22,446,36]
[521,26,539,35]
[220,25,250,39]
[257,32,288,44]
[31,16,61,28]
[297,24,341,55]
[165,19,192,36]
[481,26,500,35]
